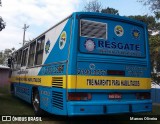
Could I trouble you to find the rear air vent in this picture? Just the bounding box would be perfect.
[52,91,63,110]
[52,77,63,88]
[80,19,107,39]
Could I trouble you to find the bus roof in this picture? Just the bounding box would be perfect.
[74,12,146,26]
[16,12,147,52]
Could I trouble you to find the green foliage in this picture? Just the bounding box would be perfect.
[0,1,5,31]
[149,35,160,65]
[138,0,160,19]
[101,7,119,15]
[0,17,5,31]
[128,15,160,30]
[0,51,4,64]
[149,35,160,85]
[151,73,160,85]
[138,0,160,11]
[154,11,160,19]
[0,48,15,65]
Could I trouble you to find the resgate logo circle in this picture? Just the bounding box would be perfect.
[114,25,124,37]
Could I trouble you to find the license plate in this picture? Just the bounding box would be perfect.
[108,93,122,99]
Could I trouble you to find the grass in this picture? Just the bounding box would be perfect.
[0,85,34,116]
[0,85,160,124]
[0,94,34,115]
[0,85,10,94]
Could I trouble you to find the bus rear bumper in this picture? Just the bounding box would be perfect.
[67,100,152,116]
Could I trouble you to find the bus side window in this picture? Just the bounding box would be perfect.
[8,57,11,68]
[35,36,45,65]
[17,50,22,69]
[28,41,36,67]
[21,48,28,67]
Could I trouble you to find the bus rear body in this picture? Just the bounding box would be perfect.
[10,12,151,116]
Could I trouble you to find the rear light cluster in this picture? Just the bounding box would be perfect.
[68,93,92,101]
[136,92,151,100]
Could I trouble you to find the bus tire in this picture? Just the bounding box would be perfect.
[10,83,15,96]
[32,89,43,116]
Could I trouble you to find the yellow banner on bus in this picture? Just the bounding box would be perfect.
[70,76,151,90]
[11,75,151,90]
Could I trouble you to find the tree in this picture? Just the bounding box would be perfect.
[101,7,119,15]
[138,0,160,11]
[83,0,102,12]
[0,17,5,31]
[128,15,160,85]
[83,0,119,15]
[138,0,160,19]
[149,35,160,85]
[0,51,4,64]
[128,15,160,32]
[149,35,160,68]
[0,0,6,31]
[0,48,15,65]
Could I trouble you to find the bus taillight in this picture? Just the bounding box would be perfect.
[136,92,151,100]
[68,93,92,101]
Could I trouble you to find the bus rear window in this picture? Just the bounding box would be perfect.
[80,19,107,39]
[79,18,146,58]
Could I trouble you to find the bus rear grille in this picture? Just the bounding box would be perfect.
[80,19,107,39]
[52,77,63,88]
[52,91,63,110]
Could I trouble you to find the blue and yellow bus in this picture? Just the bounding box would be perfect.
[10,12,152,116]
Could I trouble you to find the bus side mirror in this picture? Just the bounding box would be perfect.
[8,58,11,68]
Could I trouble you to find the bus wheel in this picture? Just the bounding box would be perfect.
[32,89,43,116]
[10,83,15,96]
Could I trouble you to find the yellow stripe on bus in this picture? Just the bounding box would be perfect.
[10,76,66,88]
[10,75,151,90]
[72,75,151,90]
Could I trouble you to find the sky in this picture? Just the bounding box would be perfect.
[0,0,152,51]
